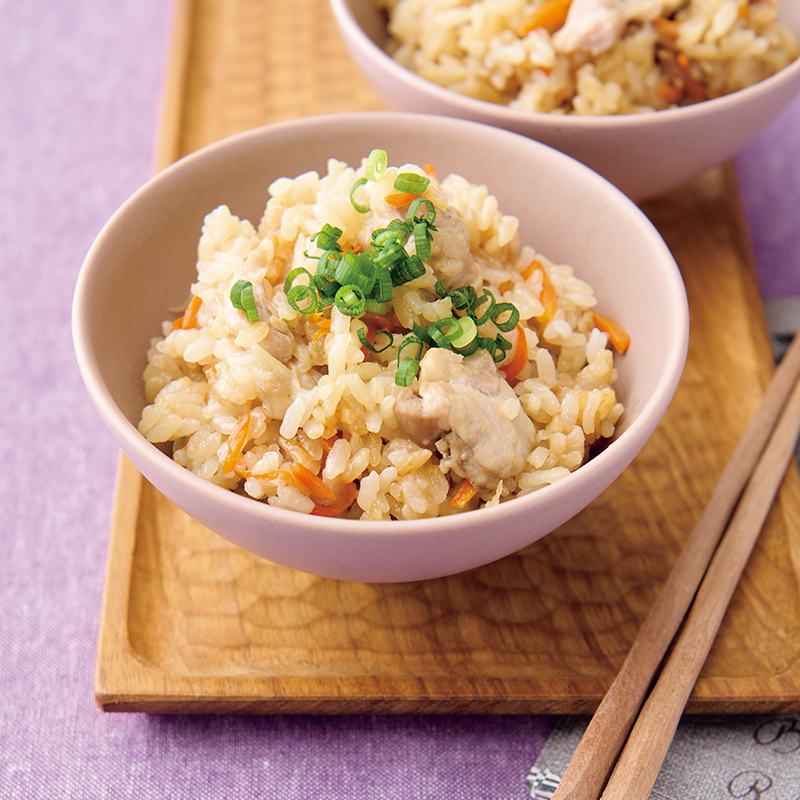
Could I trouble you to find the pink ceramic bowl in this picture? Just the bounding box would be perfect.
[72,112,688,582]
[329,0,800,201]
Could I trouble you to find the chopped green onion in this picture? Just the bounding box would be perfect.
[372,219,411,248]
[405,197,436,225]
[427,316,477,350]
[312,224,343,252]
[313,272,339,299]
[414,220,433,260]
[364,298,389,315]
[365,149,388,182]
[397,335,425,364]
[287,283,319,314]
[230,279,248,310]
[411,322,436,347]
[357,326,394,353]
[395,358,421,387]
[350,177,369,214]
[373,264,394,304]
[449,316,478,349]
[390,254,426,286]
[334,284,366,317]
[374,242,407,271]
[470,289,496,326]
[316,250,340,275]
[394,172,430,194]
[230,279,259,322]
[449,285,478,311]
[491,302,520,332]
[334,252,376,295]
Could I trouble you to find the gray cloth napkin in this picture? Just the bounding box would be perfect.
[528,714,800,799]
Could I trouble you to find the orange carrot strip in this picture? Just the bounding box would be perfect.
[288,463,336,503]
[449,479,478,509]
[385,192,422,208]
[593,311,631,354]
[518,0,572,35]
[523,261,559,323]
[311,316,332,343]
[500,326,528,380]
[311,482,358,517]
[171,295,202,331]
[423,163,436,177]
[222,412,251,473]
[657,82,685,103]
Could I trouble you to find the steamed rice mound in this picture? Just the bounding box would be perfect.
[377,0,799,115]
[138,156,625,520]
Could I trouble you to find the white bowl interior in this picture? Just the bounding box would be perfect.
[73,112,688,582]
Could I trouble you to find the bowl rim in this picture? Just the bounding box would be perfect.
[328,0,800,131]
[72,110,689,542]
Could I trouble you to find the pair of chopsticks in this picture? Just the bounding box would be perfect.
[551,330,800,800]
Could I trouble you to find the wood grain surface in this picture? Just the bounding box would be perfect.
[95,0,800,714]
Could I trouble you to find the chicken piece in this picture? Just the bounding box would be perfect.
[394,348,536,488]
[552,0,626,54]
[552,0,683,55]
[425,207,480,290]
[259,314,294,362]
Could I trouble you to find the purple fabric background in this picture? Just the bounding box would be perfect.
[0,1,797,797]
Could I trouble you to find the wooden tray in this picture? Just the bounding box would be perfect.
[95,0,800,714]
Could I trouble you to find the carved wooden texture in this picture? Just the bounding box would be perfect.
[95,0,800,714]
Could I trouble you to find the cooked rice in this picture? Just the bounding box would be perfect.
[376,0,799,114]
[138,156,624,520]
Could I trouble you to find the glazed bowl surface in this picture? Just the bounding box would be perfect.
[73,111,688,582]
[329,0,800,200]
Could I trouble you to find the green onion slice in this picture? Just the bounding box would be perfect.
[357,326,394,353]
[449,285,477,311]
[395,357,421,387]
[312,224,343,252]
[240,283,259,322]
[394,172,430,195]
[334,252,376,295]
[334,284,366,317]
[350,177,370,214]
[491,302,520,332]
[390,254,426,286]
[414,220,433,261]
[287,284,319,315]
[230,279,259,322]
[365,149,388,182]
[471,289,496,326]
[449,316,478,350]
[405,197,436,226]
[230,279,248,310]
[411,322,435,347]
[373,264,394,304]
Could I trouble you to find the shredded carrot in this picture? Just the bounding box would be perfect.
[500,326,528,381]
[310,315,332,343]
[517,0,572,36]
[657,82,684,104]
[222,412,251,473]
[171,295,202,331]
[385,191,423,208]
[652,16,680,48]
[593,311,631,354]
[287,462,336,502]
[423,163,436,177]
[523,260,559,323]
[449,479,478,509]
[311,482,358,517]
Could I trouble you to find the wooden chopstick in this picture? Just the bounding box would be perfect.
[551,330,800,800]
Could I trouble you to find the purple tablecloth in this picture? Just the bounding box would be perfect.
[1,1,798,797]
